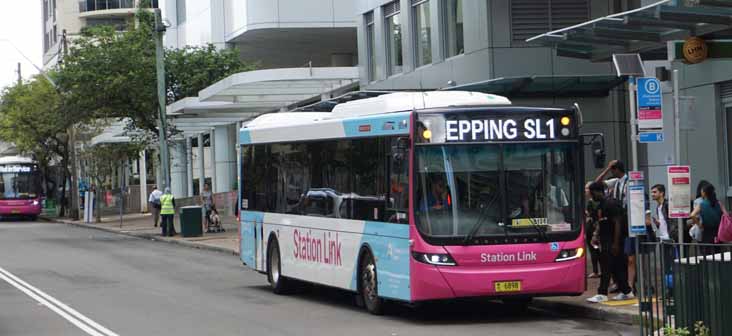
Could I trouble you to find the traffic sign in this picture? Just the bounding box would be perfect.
[639,131,664,143]
[637,77,664,131]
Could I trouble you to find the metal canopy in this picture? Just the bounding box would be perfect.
[527,0,732,61]
[90,119,133,146]
[198,67,359,103]
[442,75,625,98]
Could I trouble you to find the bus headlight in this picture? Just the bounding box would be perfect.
[412,251,457,266]
[555,248,584,262]
[32,200,39,206]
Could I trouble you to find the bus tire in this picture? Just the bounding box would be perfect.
[267,238,291,294]
[359,250,384,315]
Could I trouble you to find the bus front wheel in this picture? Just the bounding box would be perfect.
[359,251,384,315]
[267,238,291,294]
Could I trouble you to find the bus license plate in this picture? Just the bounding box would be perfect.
[494,281,521,293]
[11,209,19,214]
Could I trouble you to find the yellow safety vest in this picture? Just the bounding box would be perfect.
[160,194,175,215]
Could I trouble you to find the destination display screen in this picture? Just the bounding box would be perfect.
[416,111,575,143]
[0,165,32,173]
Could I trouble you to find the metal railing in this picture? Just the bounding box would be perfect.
[638,241,732,336]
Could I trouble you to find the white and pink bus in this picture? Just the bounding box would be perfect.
[0,156,43,220]
[239,91,595,314]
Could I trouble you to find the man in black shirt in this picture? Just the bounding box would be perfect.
[586,182,633,303]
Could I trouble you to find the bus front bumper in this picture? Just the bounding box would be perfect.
[410,258,585,301]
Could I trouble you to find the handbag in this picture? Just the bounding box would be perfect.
[689,224,702,242]
[716,202,732,243]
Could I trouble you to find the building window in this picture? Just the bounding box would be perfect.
[384,2,402,75]
[176,0,186,24]
[444,0,463,58]
[412,0,432,67]
[365,11,376,81]
[510,0,589,43]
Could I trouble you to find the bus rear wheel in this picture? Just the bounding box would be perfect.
[359,251,384,315]
[267,238,291,294]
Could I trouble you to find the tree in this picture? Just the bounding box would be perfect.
[166,45,257,104]
[77,140,143,223]
[0,76,73,215]
[58,7,257,138]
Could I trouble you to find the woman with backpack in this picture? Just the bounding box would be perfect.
[690,184,722,244]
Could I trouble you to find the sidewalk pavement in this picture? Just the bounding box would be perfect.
[44,212,641,325]
[45,212,239,256]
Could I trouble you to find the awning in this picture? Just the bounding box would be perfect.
[442,75,625,98]
[527,0,732,61]
[90,119,133,146]
[168,67,360,135]
[198,67,359,104]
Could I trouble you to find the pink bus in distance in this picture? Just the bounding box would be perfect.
[0,156,42,220]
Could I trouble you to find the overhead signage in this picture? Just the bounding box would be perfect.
[682,37,708,64]
[639,131,664,143]
[444,117,563,142]
[0,165,32,173]
[637,77,664,132]
[667,166,691,218]
[628,184,647,237]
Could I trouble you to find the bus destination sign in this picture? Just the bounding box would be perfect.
[445,117,564,142]
[0,165,32,173]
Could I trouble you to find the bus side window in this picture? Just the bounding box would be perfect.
[387,137,409,223]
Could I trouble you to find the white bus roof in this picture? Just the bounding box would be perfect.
[0,156,35,165]
[244,91,511,130]
[328,91,511,119]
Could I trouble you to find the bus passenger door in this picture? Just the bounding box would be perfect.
[240,211,264,270]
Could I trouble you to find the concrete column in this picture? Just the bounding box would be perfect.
[186,137,194,197]
[198,132,205,196]
[139,149,148,212]
[227,124,237,191]
[170,139,188,198]
[214,124,234,193]
[210,129,218,193]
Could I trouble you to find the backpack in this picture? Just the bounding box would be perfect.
[716,202,732,243]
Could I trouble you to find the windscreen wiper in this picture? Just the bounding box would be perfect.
[463,194,499,244]
[528,218,549,242]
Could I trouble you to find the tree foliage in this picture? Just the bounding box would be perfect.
[0,76,72,212]
[57,8,257,136]
[166,45,257,104]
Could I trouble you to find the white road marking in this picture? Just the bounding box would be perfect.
[0,266,119,336]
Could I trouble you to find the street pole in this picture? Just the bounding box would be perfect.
[629,76,639,171]
[673,69,684,256]
[154,8,170,191]
[16,62,21,85]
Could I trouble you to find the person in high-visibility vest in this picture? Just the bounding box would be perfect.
[160,187,176,237]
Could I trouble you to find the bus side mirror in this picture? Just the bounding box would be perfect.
[591,139,606,169]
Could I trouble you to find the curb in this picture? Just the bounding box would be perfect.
[42,216,239,256]
[532,298,638,326]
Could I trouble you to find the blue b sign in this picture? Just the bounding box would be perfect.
[636,77,664,131]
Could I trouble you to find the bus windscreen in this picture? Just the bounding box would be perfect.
[414,143,578,243]
[0,166,39,200]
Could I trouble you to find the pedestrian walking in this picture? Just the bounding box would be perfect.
[586,181,634,303]
[688,180,710,242]
[160,187,176,237]
[650,184,670,241]
[594,160,635,295]
[148,185,162,227]
[585,181,600,278]
[689,183,722,244]
[200,183,214,232]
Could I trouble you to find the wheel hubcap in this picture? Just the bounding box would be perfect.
[362,263,377,303]
[271,247,280,284]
